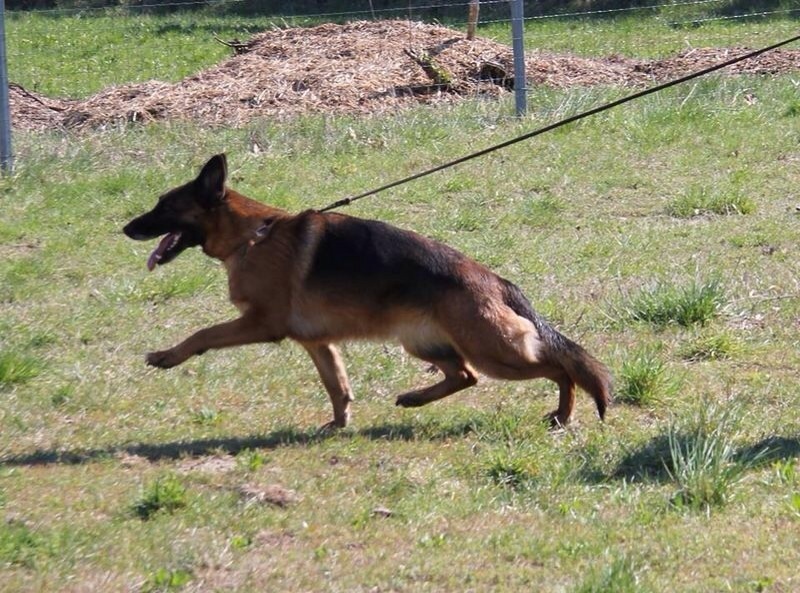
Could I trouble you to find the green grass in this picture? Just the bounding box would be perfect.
[479,11,800,59]
[1,11,800,593]
[626,279,725,328]
[681,331,740,362]
[0,521,45,568]
[572,555,647,593]
[667,184,756,218]
[235,448,267,472]
[6,11,281,98]
[616,347,671,406]
[666,401,764,511]
[144,567,193,592]
[0,350,42,388]
[133,474,189,520]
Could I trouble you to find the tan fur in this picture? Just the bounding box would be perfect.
[124,155,611,429]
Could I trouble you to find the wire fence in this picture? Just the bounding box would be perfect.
[4,0,800,128]
[7,0,800,19]
[7,0,800,96]
[9,0,800,23]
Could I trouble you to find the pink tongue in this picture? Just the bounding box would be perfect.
[147,233,179,271]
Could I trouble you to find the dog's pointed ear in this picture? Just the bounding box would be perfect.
[196,154,227,208]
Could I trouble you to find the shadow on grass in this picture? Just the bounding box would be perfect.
[0,418,479,467]
[610,433,800,483]
[611,433,674,482]
[0,427,319,467]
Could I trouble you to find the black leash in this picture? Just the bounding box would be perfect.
[317,33,800,213]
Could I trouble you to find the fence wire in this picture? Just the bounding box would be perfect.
[5,1,800,119]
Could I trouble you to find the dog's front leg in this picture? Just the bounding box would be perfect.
[302,343,354,429]
[146,315,277,369]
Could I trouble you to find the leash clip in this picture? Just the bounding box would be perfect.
[248,218,274,248]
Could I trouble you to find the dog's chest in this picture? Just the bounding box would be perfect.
[223,257,253,314]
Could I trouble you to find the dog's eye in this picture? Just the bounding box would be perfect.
[157,199,179,214]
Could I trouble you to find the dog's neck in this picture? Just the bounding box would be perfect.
[201,189,288,261]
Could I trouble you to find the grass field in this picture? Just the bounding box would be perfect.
[2,10,800,593]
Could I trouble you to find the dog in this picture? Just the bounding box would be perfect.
[123,154,611,429]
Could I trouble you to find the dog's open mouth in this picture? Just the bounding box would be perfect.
[147,232,183,271]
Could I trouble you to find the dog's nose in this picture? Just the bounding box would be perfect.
[123,221,146,240]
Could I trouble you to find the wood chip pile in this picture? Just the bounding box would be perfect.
[11,20,800,131]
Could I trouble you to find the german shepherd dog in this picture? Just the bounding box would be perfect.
[123,154,611,429]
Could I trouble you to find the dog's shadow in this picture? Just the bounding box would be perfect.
[5,424,797,479]
[0,421,475,468]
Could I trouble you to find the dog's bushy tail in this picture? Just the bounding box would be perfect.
[554,339,611,420]
[502,280,612,420]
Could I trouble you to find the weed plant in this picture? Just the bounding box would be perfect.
[616,347,671,406]
[628,279,725,328]
[0,521,44,568]
[133,475,188,520]
[144,568,193,592]
[667,184,756,218]
[572,556,647,593]
[0,350,41,388]
[666,401,762,511]
[680,331,739,362]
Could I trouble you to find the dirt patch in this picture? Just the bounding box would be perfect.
[237,483,298,507]
[253,529,297,547]
[176,454,238,474]
[10,20,800,131]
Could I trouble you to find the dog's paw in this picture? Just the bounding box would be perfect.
[544,410,572,431]
[317,419,346,433]
[145,349,183,369]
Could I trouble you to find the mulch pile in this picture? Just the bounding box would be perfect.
[11,20,800,131]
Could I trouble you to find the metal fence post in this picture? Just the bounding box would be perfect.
[510,0,527,117]
[0,0,12,172]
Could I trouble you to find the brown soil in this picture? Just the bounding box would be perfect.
[11,20,800,132]
[237,483,298,507]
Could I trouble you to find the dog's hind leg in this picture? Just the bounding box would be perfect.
[303,343,354,429]
[545,372,576,428]
[395,344,477,408]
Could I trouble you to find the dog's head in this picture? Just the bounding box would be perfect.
[123,154,227,270]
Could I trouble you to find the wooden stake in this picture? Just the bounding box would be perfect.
[466,0,479,40]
